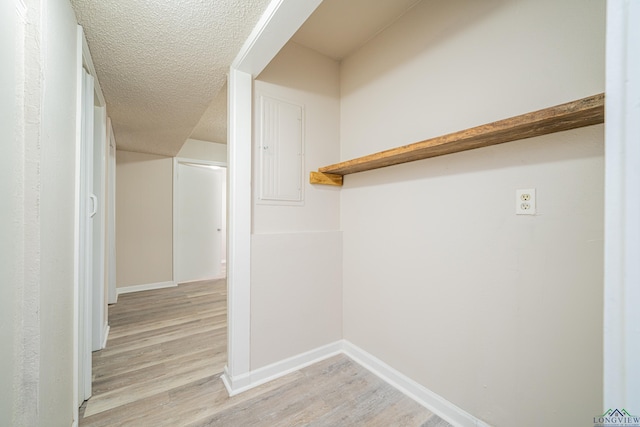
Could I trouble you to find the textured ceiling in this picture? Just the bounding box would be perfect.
[291,0,423,61]
[71,0,271,156]
[71,0,424,155]
[190,82,228,144]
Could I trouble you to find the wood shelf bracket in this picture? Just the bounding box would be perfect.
[310,93,604,186]
[309,171,343,186]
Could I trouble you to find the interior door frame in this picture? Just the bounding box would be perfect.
[173,157,227,285]
[92,104,107,352]
[603,0,640,409]
[73,25,107,423]
[223,0,322,394]
[80,67,95,405]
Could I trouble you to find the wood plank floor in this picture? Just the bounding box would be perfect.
[80,280,451,426]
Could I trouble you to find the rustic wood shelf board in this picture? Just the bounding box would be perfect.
[312,93,604,182]
[309,171,343,186]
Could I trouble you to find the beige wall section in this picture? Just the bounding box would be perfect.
[253,42,341,233]
[178,138,227,163]
[116,150,174,287]
[251,232,343,368]
[340,1,604,426]
[250,42,342,369]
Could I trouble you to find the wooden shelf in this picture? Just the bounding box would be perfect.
[309,171,343,186]
[310,93,604,186]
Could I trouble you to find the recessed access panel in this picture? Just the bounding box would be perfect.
[258,95,304,205]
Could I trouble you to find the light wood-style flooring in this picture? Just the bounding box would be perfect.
[80,280,450,426]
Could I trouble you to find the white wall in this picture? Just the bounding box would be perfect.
[178,138,228,163]
[116,150,174,287]
[250,42,342,369]
[0,0,83,423]
[340,1,604,426]
[3,1,80,423]
[0,1,20,423]
[38,0,81,422]
[604,1,640,411]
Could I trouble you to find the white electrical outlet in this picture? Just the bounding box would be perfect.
[516,189,536,215]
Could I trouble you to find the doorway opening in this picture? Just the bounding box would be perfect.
[173,158,227,284]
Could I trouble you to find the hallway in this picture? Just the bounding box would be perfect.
[78,280,449,426]
[80,279,227,425]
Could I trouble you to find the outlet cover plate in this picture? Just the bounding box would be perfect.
[516,188,536,215]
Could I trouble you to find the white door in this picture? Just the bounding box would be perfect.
[106,120,117,304]
[92,106,106,351]
[78,68,95,402]
[175,161,225,283]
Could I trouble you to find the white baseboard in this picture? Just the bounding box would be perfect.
[176,275,226,285]
[221,365,250,395]
[222,340,489,427]
[221,341,344,396]
[102,324,110,349]
[116,281,177,295]
[342,341,490,427]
